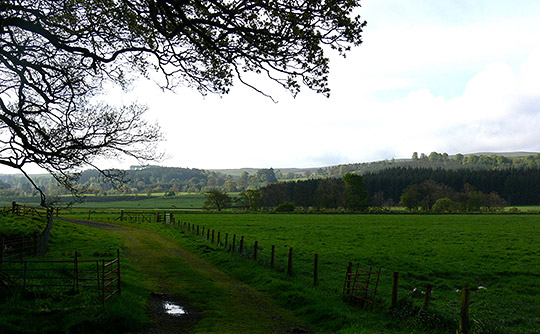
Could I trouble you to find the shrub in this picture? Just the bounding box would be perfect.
[274,202,295,212]
[431,198,459,213]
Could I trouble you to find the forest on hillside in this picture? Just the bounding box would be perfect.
[258,167,539,209]
[0,152,539,205]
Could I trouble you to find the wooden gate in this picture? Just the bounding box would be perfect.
[342,263,381,309]
[0,250,121,306]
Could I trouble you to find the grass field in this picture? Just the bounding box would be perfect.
[4,204,540,333]
[74,194,206,209]
[56,209,540,333]
[0,193,207,210]
[147,213,540,333]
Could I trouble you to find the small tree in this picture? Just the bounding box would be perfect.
[401,184,421,211]
[483,192,508,212]
[343,173,368,211]
[204,190,232,212]
[238,189,263,211]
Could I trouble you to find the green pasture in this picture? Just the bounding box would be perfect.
[154,213,540,333]
[3,207,540,333]
[0,212,46,236]
[505,205,540,213]
[58,209,540,332]
[69,193,206,209]
[0,193,207,210]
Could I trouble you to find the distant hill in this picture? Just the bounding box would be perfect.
[0,151,539,199]
[212,151,540,178]
[459,151,538,157]
[210,167,322,177]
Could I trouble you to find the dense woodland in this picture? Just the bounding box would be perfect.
[259,167,535,210]
[0,152,539,206]
[363,167,540,206]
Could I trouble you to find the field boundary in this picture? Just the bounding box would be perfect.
[0,249,121,306]
[1,202,55,257]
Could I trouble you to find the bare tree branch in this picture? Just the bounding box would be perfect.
[0,0,365,205]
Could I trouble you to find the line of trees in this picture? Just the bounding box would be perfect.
[259,173,369,210]
[203,173,370,212]
[400,180,508,212]
[363,167,540,206]
[231,167,526,212]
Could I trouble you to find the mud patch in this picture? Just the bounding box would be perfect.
[138,292,200,334]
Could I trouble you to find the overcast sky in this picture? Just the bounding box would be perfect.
[11,0,540,174]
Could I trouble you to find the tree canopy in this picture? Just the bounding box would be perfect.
[204,189,232,211]
[0,0,366,205]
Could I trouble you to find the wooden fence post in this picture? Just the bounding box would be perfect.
[96,260,100,294]
[120,210,124,221]
[287,247,293,276]
[423,284,433,309]
[33,232,39,256]
[117,249,121,296]
[101,259,105,309]
[12,201,16,214]
[74,251,79,293]
[1,237,4,266]
[253,241,258,260]
[232,234,236,252]
[345,262,353,296]
[197,225,199,236]
[202,226,205,238]
[207,228,210,241]
[217,232,221,245]
[239,236,244,254]
[314,253,319,286]
[20,236,25,260]
[460,288,471,334]
[225,233,228,248]
[23,261,27,287]
[212,230,214,244]
[391,272,399,308]
[270,245,275,268]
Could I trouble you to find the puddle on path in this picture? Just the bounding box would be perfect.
[140,293,200,334]
[163,301,186,316]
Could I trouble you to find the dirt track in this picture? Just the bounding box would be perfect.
[60,218,311,334]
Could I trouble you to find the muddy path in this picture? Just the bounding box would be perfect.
[60,218,311,334]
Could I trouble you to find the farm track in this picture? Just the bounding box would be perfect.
[59,218,311,334]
